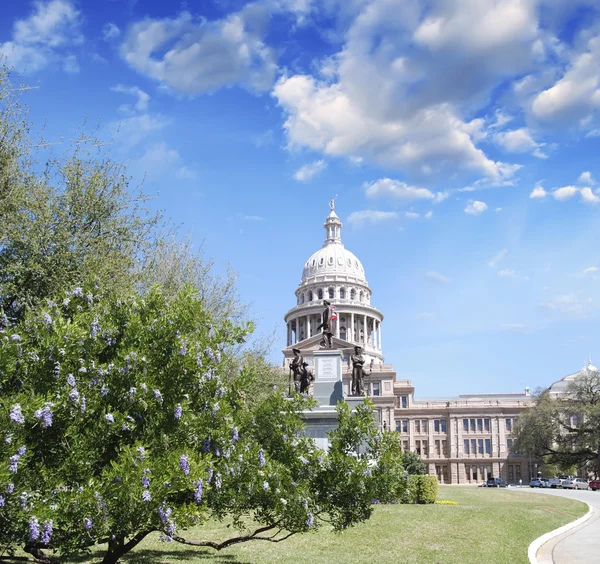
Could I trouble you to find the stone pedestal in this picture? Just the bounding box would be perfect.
[301,349,373,450]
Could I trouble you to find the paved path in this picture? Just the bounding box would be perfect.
[517,487,600,563]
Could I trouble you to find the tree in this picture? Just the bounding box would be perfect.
[401,450,427,475]
[0,284,407,563]
[515,368,600,476]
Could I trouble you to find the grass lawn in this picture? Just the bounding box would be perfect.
[60,486,587,563]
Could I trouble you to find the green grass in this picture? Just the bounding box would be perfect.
[59,487,587,563]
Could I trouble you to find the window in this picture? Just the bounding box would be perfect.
[328,256,334,265]
[477,419,483,432]
[340,327,346,340]
[515,465,521,481]
[506,438,513,452]
[359,291,363,302]
[350,289,356,300]
[328,287,334,299]
[442,440,447,456]
[571,415,579,427]
[478,439,484,455]
[421,420,428,433]
[415,420,420,433]
[340,288,345,299]
[434,419,447,433]
[485,439,491,455]
[372,381,380,396]
[505,418,512,432]
[508,465,515,482]
[464,439,470,454]
[402,440,409,452]
[398,395,408,408]
[318,289,323,300]
[471,439,477,455]
[470,418,476,432]
[396,420,408,433]
[484,419,490,432]
[308,291,313,302]
[320,257,324,265]
[463,419,469,432]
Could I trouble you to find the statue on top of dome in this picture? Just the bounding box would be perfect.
[316,300,334,349]
[329,195,337,212]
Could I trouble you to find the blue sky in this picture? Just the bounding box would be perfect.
[2,0,600,397]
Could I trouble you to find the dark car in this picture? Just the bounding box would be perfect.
[589,479,600,491]
[487,477,507,488]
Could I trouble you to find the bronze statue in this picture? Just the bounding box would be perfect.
[300,361,314,394]
[316,300,333,348]
[290,348,304,393]
[350,346,367,395]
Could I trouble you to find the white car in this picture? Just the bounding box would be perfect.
[562,478,589,490]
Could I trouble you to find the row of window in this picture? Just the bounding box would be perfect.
[463,418,491,433]
[464,438,492,455]
[396,416,518,434]
[397,419,447,434]
[297,287,368,305]
[401,438,519,459]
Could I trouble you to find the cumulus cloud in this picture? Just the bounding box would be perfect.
[582,266,599,275]
[347,210,398,228]
[580,187,600,204]
[103,22,120,41]
[425,271,450,284]
[364,179,434,201]
[110,113,171,148]
[497,269,516,277]
[464,200,487,215]
[293,159,326,182]
[0,0,82,72]
[404,211,420,219]
[530,185,547,199]
[425,210,433,219]
[552,185,579,201]
[111,85,150,113]
[578,171,596,185]
[120,6,277,94]
[539,293,594,317]
[493,127,547,158]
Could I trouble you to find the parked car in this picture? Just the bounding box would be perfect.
[487,477,508,488]
[562,478,589,490]
[588,479,600,491]
[547,477,562,488]
[530,478,550,488]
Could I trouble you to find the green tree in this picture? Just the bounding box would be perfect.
[401,450,427,475]
[0,284,406,563]
[515,369,600,476]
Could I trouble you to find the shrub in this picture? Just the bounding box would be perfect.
[405,475,438,504]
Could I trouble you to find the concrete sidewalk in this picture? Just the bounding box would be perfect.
[518,487,600,563]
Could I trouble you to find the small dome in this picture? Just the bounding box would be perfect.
[302,245,366,283]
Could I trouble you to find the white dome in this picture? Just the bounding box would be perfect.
[302,245,366,282]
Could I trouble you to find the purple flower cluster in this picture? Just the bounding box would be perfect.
[53,362,60,378]
[207,468,214,484]
[129,387,137,398]
[29,516,40,541]
[306,513,314,527]
[214,473,222,489]
[179,343,186,356]
[83,517,93,530]
[11,334,21,342]
[42,312,53,326]
[0,312,8,329]
[205,347,214,361]
[71,287,84,298]
[231,429,239,444]
[9,454,20,473]
[105,413,114,423]
[67,374,76,387]
[142,475,151,488]
[90,319,100,339]
[158,505,174,539]
[259,449,266,467]
[202,439,210,453]
[9,404,25,424]
[194,479,203,502]
[263,481,269,491]
[80,396,86,414]
[0,495,4,507]
[195,354,203,368]
[174,404,182,420]
[215,350,221,363]
[142,490,152,502]
[41,520,53,545]
[153,389,163,403]
[179,454,190,475]
[68,388,80,404]
[137,446,146,461]
[100,384,109,397]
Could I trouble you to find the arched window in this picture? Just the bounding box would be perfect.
[359,291,363,302]
[328,287,334,299]
[350,289,356,300]
[318,289,323,300]
[309,291,313,302]
[340,288,346,299]
[319,257,324,266]
[340,326,347,340]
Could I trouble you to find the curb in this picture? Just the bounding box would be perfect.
[528,502,594,563]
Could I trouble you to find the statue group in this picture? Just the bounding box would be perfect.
[290,348,314,394]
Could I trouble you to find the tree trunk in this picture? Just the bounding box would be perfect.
[101,532,149,564]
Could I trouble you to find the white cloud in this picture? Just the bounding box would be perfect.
[236,213,265,221]
[425,271,450,284]
[293,159,326,182]
[347,210,398,228]
[176,166,197,180]
[582,266,599,275]
[539,293,594,317]
[110,114,171,148]
[464,200,487,215]
[416,312,436,320]
[103,22,121,41]
[493,127,547,158]
[433,191,450,204]
[578,171,596,185]
[424,210,433,219]
[130,142,183,178]
[121,6,277,94]
[580,187,600,204]
[497,269,516,277]
[552,185,579,201]
[0,0,82,73]
[364,178,434,201]
[111,85,150,113]
[404,211,420,219]
[530,185,547,199]
[487,249,508,268]
[495,207,502,212]
[62,53,79,73]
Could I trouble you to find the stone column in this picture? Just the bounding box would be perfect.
[374,320,379,349]
[378,322,382,351]
[335,311,340,339]
[350,312,354,342]
[306,315,311,339]
[363,314,367,346]
[287,322,291,346]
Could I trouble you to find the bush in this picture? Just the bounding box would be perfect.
[405,475,438,504]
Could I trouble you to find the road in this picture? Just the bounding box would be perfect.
[517,486,600,563]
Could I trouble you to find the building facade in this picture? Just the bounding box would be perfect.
[282,202,536,484]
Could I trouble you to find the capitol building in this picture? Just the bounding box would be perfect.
[281,201,539,485]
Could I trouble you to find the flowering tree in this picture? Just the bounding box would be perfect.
[0,285,406,563]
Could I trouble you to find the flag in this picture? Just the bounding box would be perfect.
[331,305,338,321]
